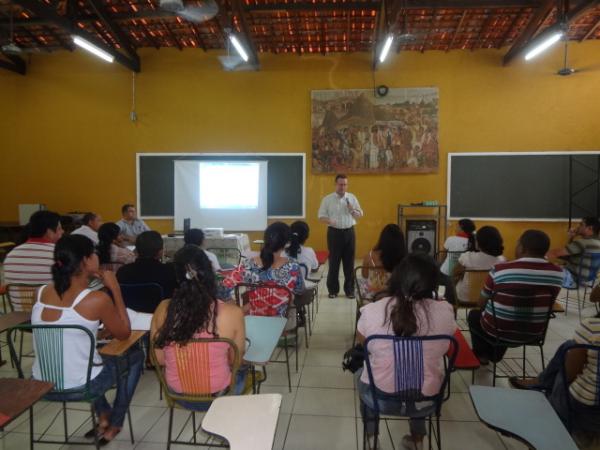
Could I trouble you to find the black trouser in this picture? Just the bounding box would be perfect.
[326,226,356,296]
[467,309,508,363]
[437,273,456,305]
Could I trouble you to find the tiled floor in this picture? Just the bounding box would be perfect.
[1,274,600,449]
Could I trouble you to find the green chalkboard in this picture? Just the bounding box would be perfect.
[448,153,600,220]
[137,153,305,217]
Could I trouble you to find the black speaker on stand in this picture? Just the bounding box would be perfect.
[406,220,437,256]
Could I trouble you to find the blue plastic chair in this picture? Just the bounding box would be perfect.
[362,334,457,450]
[563,252,600,321]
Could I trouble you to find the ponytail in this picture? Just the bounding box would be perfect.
[97,223,120,264]
[260,222,291,270]
[52,235,95,297]
[288,233,301,259]
[458,219,477,252]
[288,221,310,260]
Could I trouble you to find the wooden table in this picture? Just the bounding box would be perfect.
[0,311,31,367]
[99,330,146,357]
[202,393,282,450]
[244,316,287,392]
[0,378,54,450]
[469,385,578,450]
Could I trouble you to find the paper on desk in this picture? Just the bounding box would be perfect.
[127,308,152,331]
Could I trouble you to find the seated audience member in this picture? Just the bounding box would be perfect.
[116,204,150,245]
[468,230,563,364]
[4,211,64,297]
[359,224,406,299]
[97,223,135,271]
[71,212,102,245]
[222,222,304,317]
[440,219,476,275]
[547,216,600,288]
[184,228,221,272]
[151,245,248,403]
[117,231,177,304]
[453,225,505,303]
[510,316,600,446]
[356,254,456,450]
[285,221,319,274]
[32,234,143,443]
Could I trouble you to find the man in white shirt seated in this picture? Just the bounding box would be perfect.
[184,228,222,272]
[71,212,102,245]
[116,204,150,245]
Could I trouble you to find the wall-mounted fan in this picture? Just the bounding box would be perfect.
[158,0,218,23]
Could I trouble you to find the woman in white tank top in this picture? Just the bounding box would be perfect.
[32,234,144,444]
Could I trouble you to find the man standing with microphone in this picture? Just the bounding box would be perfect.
[318,174,363,299]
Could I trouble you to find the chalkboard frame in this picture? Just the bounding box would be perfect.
[447,151,600,221]
[136,152,306,219]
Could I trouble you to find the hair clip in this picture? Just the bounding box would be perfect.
[185,264,198,280]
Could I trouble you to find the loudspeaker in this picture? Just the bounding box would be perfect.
[406,220,436,256]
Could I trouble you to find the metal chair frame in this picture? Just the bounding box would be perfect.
[7,324,134,449]
[6,283,43,364]
[353,266,388,345]
[562,252,600,321]
[362,334,457,450]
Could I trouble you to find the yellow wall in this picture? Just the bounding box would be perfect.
[2,42,600,257]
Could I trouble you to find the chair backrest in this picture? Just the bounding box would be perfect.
[6,283,42,312]
[486,287,556,344]
[120,282,165,314]
[8,324,95,394]
[206,248,242,269]
[461,269,489,305]
[234,282,294,318]
[576,252,600,283]
[561,343,600,432]
[150,337,239,407]
[354,266,389,304]
[436,250,464,275]
[363,334,457,414]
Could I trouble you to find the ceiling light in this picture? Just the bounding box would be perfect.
[524,31,563,61]
[378,34,394,63]
[72,36,115,63]
[229,34,249,62]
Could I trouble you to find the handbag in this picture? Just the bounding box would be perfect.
[342,344,365,373]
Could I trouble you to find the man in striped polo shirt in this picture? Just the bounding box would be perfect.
[510,317,600,441]
[547,216,600,287]
[468,230,563,364]
[3,211,64,310]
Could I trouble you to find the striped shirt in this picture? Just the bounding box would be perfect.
[317,192,363,230]
[565,236,600,281]
[570,318,600,406]
[3,239,55,311]
[480,258,563,343]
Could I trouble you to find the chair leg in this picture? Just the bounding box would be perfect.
[19,331,24,365]
[283,336,292,393]
[577,288,583,322]
[492,361,497,387]
[522,346,526,379]
[127,407,134,444]
[295,329,299,372]
[192,411,197,444]
[62,401,68,443]
[91,405,100,450]
[540,345,546,371]
[304,315,309,350]
[167,407,174,450]
[29,406,34,450]
[436,414,442,450]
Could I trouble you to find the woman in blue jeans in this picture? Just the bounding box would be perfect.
[31,234,143,444]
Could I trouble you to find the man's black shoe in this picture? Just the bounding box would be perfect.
[328,293,337,299]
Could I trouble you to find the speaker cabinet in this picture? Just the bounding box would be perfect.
[406,220,437,256]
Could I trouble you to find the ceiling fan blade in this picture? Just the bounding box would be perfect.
[177,0,218,23]
[1,42,22,55]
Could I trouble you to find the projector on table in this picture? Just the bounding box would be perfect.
[204,228,224,239]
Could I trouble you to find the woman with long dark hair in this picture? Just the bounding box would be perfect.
[360,224,406,298]
[285,221,319,274]
[222,222,304,317]
[97,222,135,270]
[151,245,247,398]
[356,254,456,450]
[31,235,143,444]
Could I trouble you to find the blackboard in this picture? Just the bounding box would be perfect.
[448,152,600,220]
[137,153,305,217]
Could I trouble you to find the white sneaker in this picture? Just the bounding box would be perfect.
[400,435,424,450]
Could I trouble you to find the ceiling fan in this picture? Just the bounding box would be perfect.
[158,0,218,23]
[556,38,576,76]
[1,9,23,55]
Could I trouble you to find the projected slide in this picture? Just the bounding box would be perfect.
[199,162,259,209]
[174,159,268,231]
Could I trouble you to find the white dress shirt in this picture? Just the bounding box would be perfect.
[318,192,363,230]
[116,218,150,238]
[71,225,99,245]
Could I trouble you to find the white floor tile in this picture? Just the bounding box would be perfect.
[284,415,356,450]
[292,387,355,417]
[299,366,354,389]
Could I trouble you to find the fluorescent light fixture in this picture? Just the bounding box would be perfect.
[524,31,563,61]
[229,34,249,62]
[72,35,115,63]
[378,34,394,63]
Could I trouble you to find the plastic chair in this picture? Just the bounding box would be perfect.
[6,283,42,363]
[353,266,388,344]
[7,324,134,449]
[454,269,488,328]
[120,283,165,314]
[205,248,242,269]
[150,337,243,449]
[562,252,600,321]
[298,263,317,337]
[234,282,297,392]
[362,334,457,450]
[436,250,465,276]
[472,287,556,386]
[560,343,600,433]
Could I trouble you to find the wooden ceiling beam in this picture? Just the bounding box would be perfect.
[230,0,259,66]
[86,0,138,60]
[579,15,600,40]
[371,0,386,70]
[0,54,26,74]
[447,10,467,51]
[497,9,525,48]
[13,0,140,71]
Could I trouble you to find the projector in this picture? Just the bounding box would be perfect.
[204,228,224,239]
